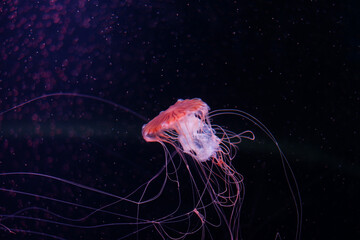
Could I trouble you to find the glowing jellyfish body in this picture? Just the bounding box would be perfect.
[142,98,220,162]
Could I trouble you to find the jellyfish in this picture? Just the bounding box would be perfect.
[0,93,302,240]
[142,98,256,239]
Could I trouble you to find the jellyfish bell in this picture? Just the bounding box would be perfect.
[142,98,221,162]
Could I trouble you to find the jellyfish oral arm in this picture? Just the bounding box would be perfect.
[177,114,220,162]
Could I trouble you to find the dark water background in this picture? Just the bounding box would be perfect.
[0,0,358,239]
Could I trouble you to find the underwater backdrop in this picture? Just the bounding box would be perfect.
[0,0,358,239]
